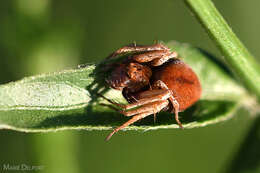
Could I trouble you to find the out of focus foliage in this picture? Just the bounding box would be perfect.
[0,1,259,173]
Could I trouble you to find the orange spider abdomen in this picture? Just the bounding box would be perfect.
[152,60,202,111]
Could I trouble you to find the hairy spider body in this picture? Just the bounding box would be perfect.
[152,59,201,111]
[103,43,201,140]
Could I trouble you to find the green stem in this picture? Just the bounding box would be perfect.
[184,0,260,101]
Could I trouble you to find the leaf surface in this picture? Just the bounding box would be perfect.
[0,41,248,132]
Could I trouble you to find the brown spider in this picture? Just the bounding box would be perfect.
[103,43,202,141]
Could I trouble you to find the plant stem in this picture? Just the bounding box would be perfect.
[184,0,260,101]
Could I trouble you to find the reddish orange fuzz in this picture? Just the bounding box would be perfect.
[152,59,201,111]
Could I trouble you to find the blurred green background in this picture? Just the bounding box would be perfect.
[0,0,259,173]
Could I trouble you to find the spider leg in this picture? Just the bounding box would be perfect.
[153,103,157,123]
[169,97,183,128]
[106,43,170,59]
[133,50,178,66]
[100,89,171,111]
[106,111,154,141]
[104,100,168,141]
[100,101,168,121]
[105,99,167,141]
[120,100,168,117]
[153,80,183,128]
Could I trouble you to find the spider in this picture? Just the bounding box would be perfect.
[103,43,202,141]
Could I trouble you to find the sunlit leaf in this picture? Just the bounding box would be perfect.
[0,41,251,132]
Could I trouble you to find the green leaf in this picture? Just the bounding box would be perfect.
[0,41,251,132]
